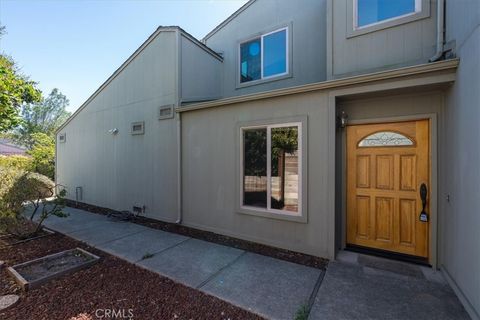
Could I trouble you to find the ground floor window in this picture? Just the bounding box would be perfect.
[241,122,302,216]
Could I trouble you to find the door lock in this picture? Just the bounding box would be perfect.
[419,183,428,222]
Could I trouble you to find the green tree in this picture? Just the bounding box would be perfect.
[16,88,71,146]
[0,27,42,132]
[26,132,55,179]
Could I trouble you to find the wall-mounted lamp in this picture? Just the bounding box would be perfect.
[338,111,348,129]
[108,128,119,135]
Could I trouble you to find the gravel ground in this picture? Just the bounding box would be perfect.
[67,201,329,270]
[0,233,264,320]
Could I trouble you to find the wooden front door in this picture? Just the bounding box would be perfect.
[346,120,430,258]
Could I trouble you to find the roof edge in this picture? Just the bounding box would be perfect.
[177,59,459,113]
[56,26,179,134]
[202,0,256,42]
[178,28,223,61]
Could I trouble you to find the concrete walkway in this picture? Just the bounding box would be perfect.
[40,207,470,320]
[41,207,322,320]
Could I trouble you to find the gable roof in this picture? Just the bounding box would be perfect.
[56,26,222,134]
[202,0,257,42]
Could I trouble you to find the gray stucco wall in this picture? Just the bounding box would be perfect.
[328,0,437,79]
[443,1,480,318]
[204,0,327,99]
[181,91,330,257]
[181,34,223,103]
[56,30,180,222]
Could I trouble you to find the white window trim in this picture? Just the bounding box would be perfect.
[353,0,422,30]
[239,121,302,218]
[238,27,289,84]
[347,0,430,38]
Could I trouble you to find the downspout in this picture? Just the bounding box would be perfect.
[176,111,183,224]
[429,0,445,62]
[176,28,183,224]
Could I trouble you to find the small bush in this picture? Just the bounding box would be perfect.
[0,155,31,170]
[0,167,65,238]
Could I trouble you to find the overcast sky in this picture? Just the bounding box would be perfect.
[0,0,248,112]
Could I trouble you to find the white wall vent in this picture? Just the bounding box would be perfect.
[131,121,145,135]
[59,133,67,143]
[159,104,174,120]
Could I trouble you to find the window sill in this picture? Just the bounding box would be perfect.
[236,73,293,90]
[237,206,307,223]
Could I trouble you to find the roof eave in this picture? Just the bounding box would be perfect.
[176,59,459,113]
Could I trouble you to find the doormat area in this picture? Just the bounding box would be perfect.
[358,255,424,278]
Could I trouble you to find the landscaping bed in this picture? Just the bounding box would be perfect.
[66,200,329,270]
[7,248,99,291]
[0,233,263,320]
[0,228,54,248]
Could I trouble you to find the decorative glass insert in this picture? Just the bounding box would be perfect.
[240,28,288,83]
[357,0,417,28]
[358,131,414,147]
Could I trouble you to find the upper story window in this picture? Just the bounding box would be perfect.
[240,27,288,84]
[355,0,421,29]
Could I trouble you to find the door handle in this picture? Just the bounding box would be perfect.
[419,183,428,222]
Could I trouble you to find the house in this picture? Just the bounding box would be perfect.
[0,138,27,156]
[55,1,480,318]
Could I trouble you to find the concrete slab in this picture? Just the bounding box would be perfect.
[309,261,470,320]
[137,238,244,288]
[67,221,149,246]
[201,252,322,320]
[97,229,189,263]
[44,217,110,234]
[357,254,424,278]
[40,207,109,234]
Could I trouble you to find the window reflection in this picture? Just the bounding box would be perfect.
[271,126,298,212]
[357,0,417,27]
[243,128,267,208]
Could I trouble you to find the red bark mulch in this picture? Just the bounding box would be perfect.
[0,233,264,320]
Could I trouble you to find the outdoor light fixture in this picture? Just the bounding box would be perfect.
[338,111,348,128]
[108,128,119,135]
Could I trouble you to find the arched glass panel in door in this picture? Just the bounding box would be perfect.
[358,131,414,147]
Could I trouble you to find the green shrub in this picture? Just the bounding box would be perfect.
[0,155,32,170]
[0,167,65,237]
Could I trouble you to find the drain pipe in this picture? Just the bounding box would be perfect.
[176,111,183,224]
[429,0,445,62]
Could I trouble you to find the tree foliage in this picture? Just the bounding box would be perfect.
[243,127,298,177]
[26,132,55,179]
[0,26,42,132]
[0,154,31,170]
[16,88,71,146]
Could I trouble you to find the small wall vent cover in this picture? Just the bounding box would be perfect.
[59,133,66,143]
[131,121,145,135]
[159,105,174,120]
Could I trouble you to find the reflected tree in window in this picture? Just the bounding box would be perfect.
[271,126,298,212]
[243,128,267,208]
